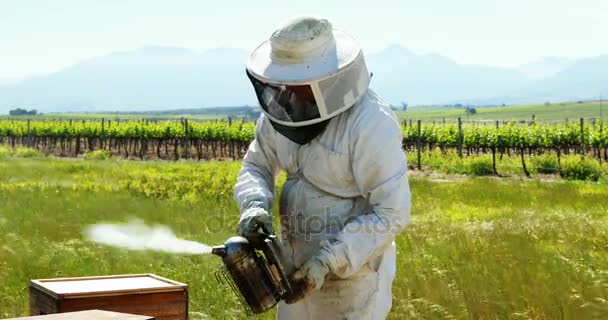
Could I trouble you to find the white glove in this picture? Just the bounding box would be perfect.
[238,208,274,240]
[285,253,331,304]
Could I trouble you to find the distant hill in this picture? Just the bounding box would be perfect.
[0,78,22,87]
[0,46,252,113]
[514,56,608,102]
[366,44,528,105]
[516,57,577,79]
[1,45,607,114]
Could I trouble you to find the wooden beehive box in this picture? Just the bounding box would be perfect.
[7,309,155,320]
[29,274,188,320]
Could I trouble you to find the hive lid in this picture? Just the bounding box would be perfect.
[5,309,154,320]
[30,274,187,299]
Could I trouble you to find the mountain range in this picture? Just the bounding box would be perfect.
[1,45,606,113]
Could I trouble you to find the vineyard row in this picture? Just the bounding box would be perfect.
[0,118,606,169]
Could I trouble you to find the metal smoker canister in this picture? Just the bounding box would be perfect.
[211,236,285,314]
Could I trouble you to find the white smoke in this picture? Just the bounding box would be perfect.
[84,219,211,255]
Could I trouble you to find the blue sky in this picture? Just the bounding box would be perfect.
[1,0,607,80]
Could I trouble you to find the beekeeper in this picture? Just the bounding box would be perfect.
[234,16,411,319]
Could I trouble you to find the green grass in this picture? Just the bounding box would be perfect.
[398,101,608,122]
[0,146,43,160]
[405,148,608,181]
[1,158,607,319]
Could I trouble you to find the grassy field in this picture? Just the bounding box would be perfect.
[407,148,608,182]
[1,156,607,319]
[5,100,606,123]
[397,101,607,122]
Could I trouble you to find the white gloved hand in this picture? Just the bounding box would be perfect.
[238,207,274,240]
[285,253,331,304]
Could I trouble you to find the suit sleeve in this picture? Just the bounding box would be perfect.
[233,115,281,216]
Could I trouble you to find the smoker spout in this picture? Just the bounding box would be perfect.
[211,245,227,257]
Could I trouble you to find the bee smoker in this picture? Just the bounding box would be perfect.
[211,234,296,314]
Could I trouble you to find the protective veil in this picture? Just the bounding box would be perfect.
[235,17,411,319]
[246,17,370,128]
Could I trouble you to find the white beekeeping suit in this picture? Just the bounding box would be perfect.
[234,16,411,320]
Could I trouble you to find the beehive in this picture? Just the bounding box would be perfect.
[6,309,155,320]
[29,274,188,320]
